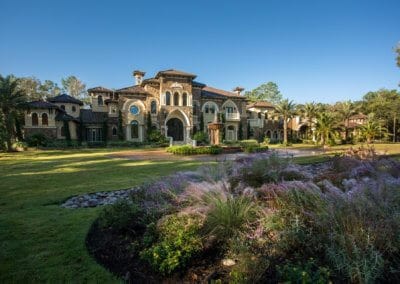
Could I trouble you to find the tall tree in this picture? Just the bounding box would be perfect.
[300,102,318,139]
[275,99,296,144]
[0,75,27,151]
[244,82,283,104]
[358,114,386,144]
[315,112,338,146]
[117,110,124,140]
[336,100,358,142]
[18,77,61,100]
[61,76,87,99]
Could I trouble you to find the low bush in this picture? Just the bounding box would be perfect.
[140,213,203,275]
[148,130,169,146]
[25,133,48,147]
[166,145,222,155]
[97,200,144,232]
[11,141,27,151]
[276,259,331,284]
[243,144,269,153]
[239,139,259,147]
[107,140,145,148]
[192,131,208,145]
[44,139,81,149]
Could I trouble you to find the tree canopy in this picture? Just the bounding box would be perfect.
[244,82,283,104]
[61,76,87,99]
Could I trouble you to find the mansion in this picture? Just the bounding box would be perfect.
[24,69,288,144]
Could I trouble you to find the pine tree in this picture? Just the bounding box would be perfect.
[238,121,243,140]
[146,111,152,141]
[63,120,71,146]
[118,110,124,140]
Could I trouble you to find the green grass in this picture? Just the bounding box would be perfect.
[0,148,204,282]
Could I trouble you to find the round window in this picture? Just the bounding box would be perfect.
[130,105,139,115]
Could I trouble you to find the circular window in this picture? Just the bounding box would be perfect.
[130,105,139,115]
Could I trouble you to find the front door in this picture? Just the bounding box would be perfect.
[167,118,184,141]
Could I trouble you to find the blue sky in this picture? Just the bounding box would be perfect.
[1,0,399,103]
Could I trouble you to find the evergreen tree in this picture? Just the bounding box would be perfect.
[103,119,108,145]
[118,110,124,140]
[146,111,152,141]
[238,121,243,140]
[63,120,71,146]
[199,112,204,132]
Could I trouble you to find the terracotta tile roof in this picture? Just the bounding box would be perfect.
[80,109,108,124]
[115,85,148,95]
[87,86,114,93]
[349,113,368,120]
[48,94,84,105]
[155,69,197,79]
[27,100,59,109]
[192,81,206,88]
[247,101,275,109]
[201,86,245,99]
[142,77,159,84]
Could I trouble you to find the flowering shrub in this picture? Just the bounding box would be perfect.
[140,213,203,274]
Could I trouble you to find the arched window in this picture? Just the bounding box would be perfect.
[131,120,139,139]
[98,95,103,106]
[151,101,157,114]
[173,92,179,106]
[205,105,209,114]
[42,113,48,126]
[72,106,77,112]
[193,103,198,116]
[182,93,188,106]
[60,105,65,111]
[32,113,38,126]
[203,102,219,114]
[61,126,65,137]
[166,92,171,106]
[112,126,117,136]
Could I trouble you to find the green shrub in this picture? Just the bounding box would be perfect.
[25,133,48,147]
[277,259,331,284]
[239,139,259,147]
[193,131,208,145]
[140,213,203,275]
[11,141,27,151]
[44,139,80,149]
[204,195,258,242]
[166,145,222,155]
[107,140,145,147]
[148,130,169,146]
[98,200,143,231]
[244,144,269,153]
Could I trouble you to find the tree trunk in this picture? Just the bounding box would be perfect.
[283,117,288,144]
[4,110,13,152]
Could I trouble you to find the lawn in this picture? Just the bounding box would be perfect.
[0,148,204,282]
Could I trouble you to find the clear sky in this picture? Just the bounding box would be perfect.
[1,0,399,103]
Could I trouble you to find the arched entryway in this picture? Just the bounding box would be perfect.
[167,118,184,141]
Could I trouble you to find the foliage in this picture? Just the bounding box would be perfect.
[192,131,208,145]
[106,140,145,147]
[140,213,203,275]
[199,112,204,132]
[315,112,339,146]
[0,74,27,151]
[358,114,387,143]
[244,81,283,104]
[117,110,124,140]
[102,119,108,145]
[98,200,143,231]
[299,102,318,140]
[146,111,152,140]
[63,121,71,145]
[148,130,169,146]
[277,259,331,284]
[238,121,243,140]
[25,132,48,147]
[204,195,258,242]
[275,99,296,144]
[166,145,222,155]
[335,100,358,142]
[61,75,87,100]
[17,76,61,100]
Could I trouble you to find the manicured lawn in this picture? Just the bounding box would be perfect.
[0,148,204,282]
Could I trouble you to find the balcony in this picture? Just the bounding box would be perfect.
[248,118,263,128]
[225,112,240,120]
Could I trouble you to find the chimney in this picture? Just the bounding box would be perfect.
[133,70,146,85]
[233,86,244,96]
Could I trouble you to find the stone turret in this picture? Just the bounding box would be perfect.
[133,70,146,85]
[233,86,244,96]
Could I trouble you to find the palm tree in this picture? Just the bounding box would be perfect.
[336,100,357,142]
[0,75,27,151]
[315,112,338,146]
[275,99,296,144]
[300,102,318,139]
[358,114,386,144]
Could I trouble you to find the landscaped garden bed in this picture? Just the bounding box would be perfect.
[86,149,400,283]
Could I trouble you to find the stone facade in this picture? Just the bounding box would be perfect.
[24,69,289,144]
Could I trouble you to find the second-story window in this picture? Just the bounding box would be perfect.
[182,93,187,106]
[166,92,171,106]
[98,95,103,106]
[72,106,77,112]
[42,113,48,126]
[151,101,157,114]
[173,92,179,106]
